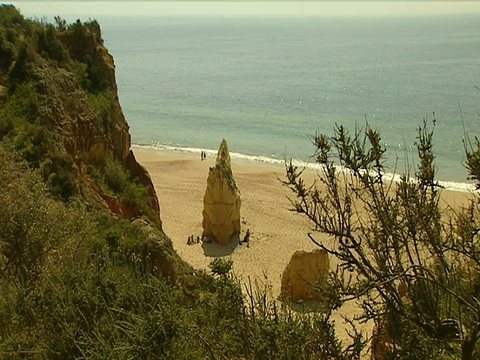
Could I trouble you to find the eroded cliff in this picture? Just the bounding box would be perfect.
[0,6,160,227]
[0,5,185,284]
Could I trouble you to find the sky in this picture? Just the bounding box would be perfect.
[10,1,480,21]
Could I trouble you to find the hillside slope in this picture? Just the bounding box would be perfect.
[0,4,160,226]
[0,6,350,359]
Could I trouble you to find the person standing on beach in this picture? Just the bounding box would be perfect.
[243,229,251,247]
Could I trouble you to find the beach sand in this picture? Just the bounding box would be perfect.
[133,145,474,346]
[134,147,320,289]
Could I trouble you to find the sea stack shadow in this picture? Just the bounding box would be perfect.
[201,233,240,257]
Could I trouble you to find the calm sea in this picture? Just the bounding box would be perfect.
[99,15,480,188]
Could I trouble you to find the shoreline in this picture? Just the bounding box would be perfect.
[132,144,477,193]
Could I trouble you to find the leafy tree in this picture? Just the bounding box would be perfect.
[284,119,480,359]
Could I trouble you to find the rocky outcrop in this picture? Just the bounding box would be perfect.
[125,150,161,221]
[21,20,161,227]
[33,64,130,164]
[202,139,241,245]
[59,20,117,94]
[0,6,176,283]
[132,219,180,283]
[280,249,329,302]
[85,175,137,220]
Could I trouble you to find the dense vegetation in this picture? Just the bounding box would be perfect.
[3,4,478,359]
[0,151,344,358]
[285,119,480,359]
[0,5,358,359]
[0,144,355,359]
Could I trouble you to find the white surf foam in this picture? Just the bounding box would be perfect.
[133,143,477,193]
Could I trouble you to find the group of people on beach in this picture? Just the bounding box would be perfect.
[186,229,252,247]
[200,150,207,161]
[187,235,202,245]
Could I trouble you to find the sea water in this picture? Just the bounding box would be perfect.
[99,15,480,189]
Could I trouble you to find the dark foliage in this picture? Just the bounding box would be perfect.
[284,120,480,359]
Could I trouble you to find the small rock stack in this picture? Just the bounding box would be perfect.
[280,249,329,302]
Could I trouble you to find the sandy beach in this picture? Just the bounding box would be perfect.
[134,146,320,292]
[133,145,474,345]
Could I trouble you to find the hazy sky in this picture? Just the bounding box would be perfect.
[11,1,480,21]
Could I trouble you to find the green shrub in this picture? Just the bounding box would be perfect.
[98,157,159,222]
[104,158,128,194]
[209,257,234,278]
[8,43,31,87]
[0,111,16,139]
[0,4,25,27]
[70,60,91,91]
[0,144,82,283]
[40,152,77,201]
[89,91,114,126]
[284,120,480,359]
[3,82,40,124]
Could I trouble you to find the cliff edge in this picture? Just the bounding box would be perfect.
[0,5,160,227]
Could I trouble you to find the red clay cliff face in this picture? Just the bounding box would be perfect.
[33,22,161,227]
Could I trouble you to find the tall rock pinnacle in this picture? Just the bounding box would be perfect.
[202,139,241,244]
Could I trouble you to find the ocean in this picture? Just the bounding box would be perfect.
[99,15,480,188]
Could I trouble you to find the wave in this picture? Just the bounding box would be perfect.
[133,143,288,166]
[132,143,477,193]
